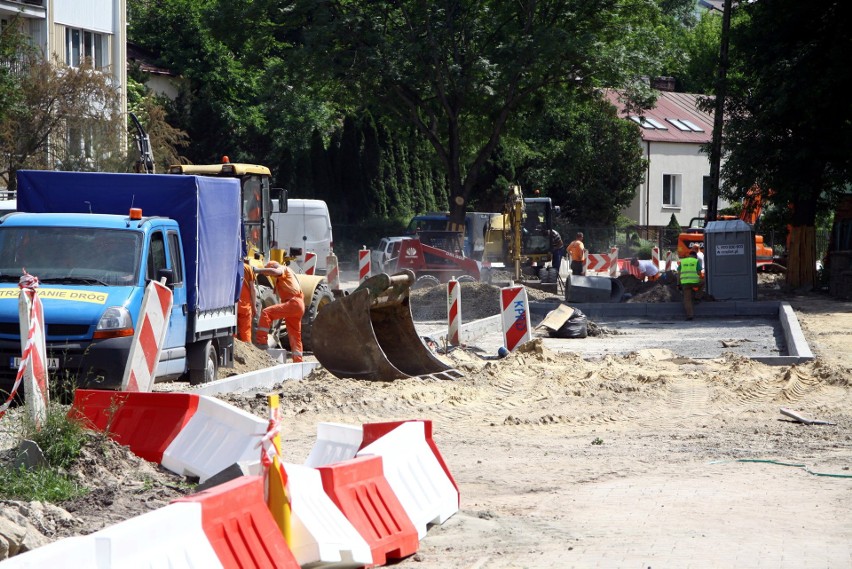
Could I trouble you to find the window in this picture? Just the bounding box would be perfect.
[147,231,167,281]
[65,28,106,69]
[662,174,681,207]
[703,176,712,207]
[167,231,184,285]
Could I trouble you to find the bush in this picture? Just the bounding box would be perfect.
[23,404,88,469]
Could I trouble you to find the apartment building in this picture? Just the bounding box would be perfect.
[1,0,127,171]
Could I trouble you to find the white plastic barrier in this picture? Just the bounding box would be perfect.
[0,535,97,568]
[304,422,363,468]
[357,421,458,539]
[161,396,266,483]
[286,463,374,568]
[92,502,222,568]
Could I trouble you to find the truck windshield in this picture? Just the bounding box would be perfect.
[0,227,141,285]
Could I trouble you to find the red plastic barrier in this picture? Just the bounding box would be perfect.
[360,420,459,505]
[69,390,199,463]
[317,455,418,566]
[174,476,299,569]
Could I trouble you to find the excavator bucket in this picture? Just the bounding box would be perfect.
[311,270,456,380]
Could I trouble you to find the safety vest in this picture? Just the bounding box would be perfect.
[679,256,701,285]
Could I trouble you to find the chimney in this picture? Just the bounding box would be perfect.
[651,76,676,92]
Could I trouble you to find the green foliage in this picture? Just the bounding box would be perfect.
[516,94,646,225]
[23,405,88,469]
[0,465,85,502]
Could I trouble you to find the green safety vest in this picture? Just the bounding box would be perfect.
[679,256,700,285]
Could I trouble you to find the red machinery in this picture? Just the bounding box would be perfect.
[393,234,481,286]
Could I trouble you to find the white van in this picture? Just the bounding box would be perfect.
[272,198,333,273]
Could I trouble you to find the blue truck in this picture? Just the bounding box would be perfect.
[0,170,242,393]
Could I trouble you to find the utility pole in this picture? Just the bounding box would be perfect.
[707,0,732,223]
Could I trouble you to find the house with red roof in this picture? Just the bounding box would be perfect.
[606,85,728,231]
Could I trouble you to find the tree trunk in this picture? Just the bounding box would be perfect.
[786,225,816,290]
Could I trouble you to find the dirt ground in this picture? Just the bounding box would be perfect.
[2,274,851,566]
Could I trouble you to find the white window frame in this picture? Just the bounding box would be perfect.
[662,173,681,208]
[65,27,107,69]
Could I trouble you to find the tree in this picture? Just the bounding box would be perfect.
[126,73,190,172]
[0,52,122,192]
[721,0,852,288]
[290,0,668,230]
[515,93,646,225]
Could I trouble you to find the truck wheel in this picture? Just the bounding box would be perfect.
[189,341,217,385]
[283,282,334,352]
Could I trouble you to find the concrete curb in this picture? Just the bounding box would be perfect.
[527,300,814,365]
[191,361,321,396]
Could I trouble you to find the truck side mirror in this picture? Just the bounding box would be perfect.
[273,188,287,213]
[157,268,175,287]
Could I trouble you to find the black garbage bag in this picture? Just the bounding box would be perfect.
[551,307,588,339]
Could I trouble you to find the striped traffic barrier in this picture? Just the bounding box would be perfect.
[652,246,661,270]
[357,421,459,539]
[69,390,199,463]
[326,251,340,291]
[447,278,461,346]
[358,247,371,283]
[585,253,612,274]
[0,273,49,426]
[361,420,459,506]
[301,251,317,276]
[304,422,363,468]
[121,279,173,392]
[609,246,620,277]
[665,250,673,272]
[174,476,299,569]
[318,455,419,566]
[160,396,267,484]
[286,463,374,567]
[500,285,532,353]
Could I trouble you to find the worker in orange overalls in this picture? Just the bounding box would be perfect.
[235,258,257,342]
[253,261,305,362]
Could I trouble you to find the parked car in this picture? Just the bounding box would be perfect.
[371,236,407,274]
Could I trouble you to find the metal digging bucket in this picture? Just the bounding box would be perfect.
[312,270,454,380]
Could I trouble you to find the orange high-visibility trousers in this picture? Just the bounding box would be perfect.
[256,296,305,362]
[236,301,254,342]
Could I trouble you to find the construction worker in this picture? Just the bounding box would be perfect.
[631,257,660,281]
[235,258,257,342]
[253,260,305,362]
[549,229,564,273]
[678,247,703,321]
[566,232,586,276]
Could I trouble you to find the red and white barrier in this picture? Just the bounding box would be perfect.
[175,475,299,568]
[500,285,531,353]
[318,455,419,566]
[652,246,661,270]
[161,396,266,483]
[326,251,340,291]
[447,278,461,346]
[70,390,263,483]
[585,253,612,274]
[609,246,619,277]
[358,247,371,284]
[301,251,317,275]
[304,422,363,468]
[121,279,173,392]
[357,421,458,539]
[286,462,374,567]
[665,250,673,272]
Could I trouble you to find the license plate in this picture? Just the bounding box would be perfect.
[10,357,59,370]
